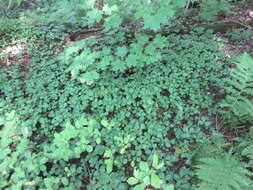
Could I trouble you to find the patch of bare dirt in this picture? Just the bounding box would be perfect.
[215,3,253,57]
[0,41,30,76]
[222,3,253,23]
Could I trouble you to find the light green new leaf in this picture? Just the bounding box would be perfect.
[156,162,164,169]
[143,176,150,185]
[152,154,159,167]
[101,119,109,127]
[127,177,139,185]
[95,137,101,144]
[133,169,142,180]
[85,145,93,153]
[104,149,113,158]
[151,173,161,188]
[75,117,88,128]
[133,183,146,190]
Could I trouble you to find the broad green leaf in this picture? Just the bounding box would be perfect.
[97,59,110,70]
[104,15,123,30]
[162,8,175,19]
[139,161,149,172]
[104,149,113,158]
[131,43,143,55]
[126,54,138,66]
[12,183,22,190]
[144,44,155,55]
[143,8,175,30]
[135,5,153,19]
[105,159,113,173]
[96,137,101,144]
[87,9,102,24]
[127,177,139,185]
[101,120,109,127]
[133,169,142,180]
[61,177,69,186]
[69,63,83,78]
[165,184,175,190]
[116,46,128,57]
[156,162,164,169]
[75,117,88,128]
[74,147,82,156]
[143,14,160,30]
[86,145,93,153]
[119,147,126,154]
[151,173,161,188]
[103,4,118,15]
[133,183,146,190]
[88,119,97,127]
[137,34,149,45]
[79,71,99,84]
[79,117,88,126]
[154,34,166,48]
[174,0,186,7]
[143,176,150,185]
[112,59,126,72]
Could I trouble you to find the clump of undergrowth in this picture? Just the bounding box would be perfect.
[1,0,253,189]
[0,25,229,189]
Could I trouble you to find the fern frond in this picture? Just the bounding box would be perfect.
[242,145,253,166]
[195,153,252,190]
[220,52,253,120]
[193,136,228,163]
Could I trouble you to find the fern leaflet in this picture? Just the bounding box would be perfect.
[196,153,252,190]
[220,52,253,120]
